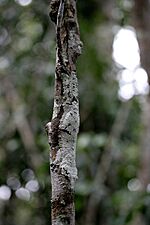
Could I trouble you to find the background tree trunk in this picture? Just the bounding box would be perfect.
[131,2,150,225]
[133,0,150,190]
[133,0,150,84]
[46,0,82,224]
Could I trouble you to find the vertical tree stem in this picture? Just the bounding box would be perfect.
[133,0,150,189]
[46,0,82,224]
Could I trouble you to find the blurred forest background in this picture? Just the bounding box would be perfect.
[1,0,150,225]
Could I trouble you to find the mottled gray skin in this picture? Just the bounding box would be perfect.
[46,0,82,224]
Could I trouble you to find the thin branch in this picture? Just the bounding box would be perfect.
[2,76,43,172]
[85,100,132,225]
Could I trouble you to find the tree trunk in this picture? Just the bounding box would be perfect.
[133,0,150,84]
[133,0,150,190]
[46,0,82,224]
[131,2,150,225]
[138,96,150,189]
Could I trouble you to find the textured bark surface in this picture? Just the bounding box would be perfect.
[46,0,82,224]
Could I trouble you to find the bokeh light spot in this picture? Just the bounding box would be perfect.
[0,185,11,200]
[15,187,30,201]
[127,178,142,191]
[118,83,134,101]
[0,57,9,70]
[113,27,140,70]
[15,0,32,6]
[7,176,21,190]
[21,168,35,181]
[25,180,39,192]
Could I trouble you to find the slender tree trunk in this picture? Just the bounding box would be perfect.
[46,1,82,224]
[139,97,150,188]
[133,0,150,190]
[131,2,150,225]
[133,0,150,84]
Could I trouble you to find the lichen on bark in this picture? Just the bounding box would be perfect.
[46,0,82,224]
